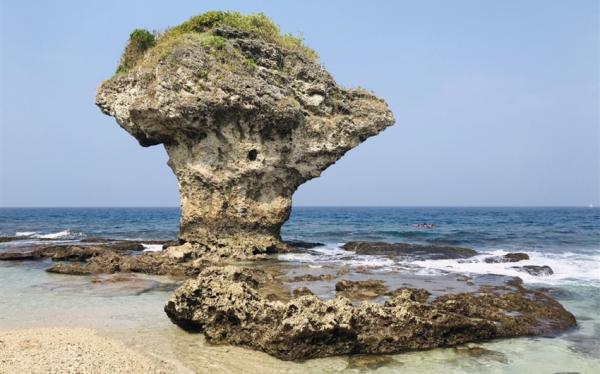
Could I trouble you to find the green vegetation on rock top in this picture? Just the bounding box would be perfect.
[115,11,317,75]
[116,29,156,74]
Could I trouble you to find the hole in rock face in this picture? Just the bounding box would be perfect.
[247,149,258,161]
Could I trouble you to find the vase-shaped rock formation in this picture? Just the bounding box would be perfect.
[96,12,394,257]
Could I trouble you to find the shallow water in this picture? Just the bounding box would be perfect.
[1,207,599,373]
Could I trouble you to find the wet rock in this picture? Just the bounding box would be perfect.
[164,265,576,360]
[342,241,477,260]
[354,266,379,274]
[290,273,336,282]
[292,287,314,298]
[336,266,351,276]
[335,280,388,300]
[283,240,325,252]
[46,251,202,277]
[346,355,402,370]
[0,236,28,243]
[387,287,431,303]
[0,242,146,263]
[49,246,106,261]
[484,252,529,263]
[96,12,395,257]
[512,265,554,276]
[46,263,93,276]
[103,241,145,251]
[0,251,38,260]
[90,274,179,295]
[454,344,509,364]
[536,287,577,301]
[81,238,177,249]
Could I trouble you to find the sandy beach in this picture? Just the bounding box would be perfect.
[0,327,179,374]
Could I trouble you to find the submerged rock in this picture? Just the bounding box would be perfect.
[512,265,554,276]
[95,12,394,257]
[454,345,509,364]
[335,279,388,300]
[342,241,478,259]
[164,265,576,361]
[290,273,337,282]
[292,287,314,298]
[484,252,530,263]
[283,240,326,252]
[346,355,402,370]
[0,251,39,261]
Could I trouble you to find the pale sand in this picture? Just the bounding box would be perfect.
[0,327,180,374]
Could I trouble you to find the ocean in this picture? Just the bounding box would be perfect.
[1,207,599,373]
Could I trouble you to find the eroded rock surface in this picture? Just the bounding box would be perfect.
[46,250,203,277]
[164,266,576,361]
[95,12,394,257]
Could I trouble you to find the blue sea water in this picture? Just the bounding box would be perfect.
[1,207,598,252]
[2,206,598,286]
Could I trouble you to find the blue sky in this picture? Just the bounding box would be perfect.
[1,0,598,207]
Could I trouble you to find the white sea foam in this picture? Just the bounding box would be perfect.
[279,243,600,286]
[38,230,73,239]
[142,244,164,252]
[278,243,397,270]
[15,231,37,237]
[410,249,600,286]
[14,230,84,240]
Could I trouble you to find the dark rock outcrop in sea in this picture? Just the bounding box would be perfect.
[46,250,203,277]
[342,241,478,259]
[0,242,147,262]
[0,236,29,243]
[484,252,530,263]
[164,266,576,361]
[512,265,554,276]
[95,12,395,258]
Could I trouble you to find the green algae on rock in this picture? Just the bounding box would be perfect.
[96,11,395,258]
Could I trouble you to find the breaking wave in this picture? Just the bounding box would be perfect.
[15,230,85,240]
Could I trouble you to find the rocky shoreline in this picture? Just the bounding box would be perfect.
[0,235,576,360]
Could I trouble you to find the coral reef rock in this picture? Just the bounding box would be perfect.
[164,266,576,361]
[96,12,395,257]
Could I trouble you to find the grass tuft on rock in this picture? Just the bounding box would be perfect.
[116,29,156,74]
[113,11,316,76]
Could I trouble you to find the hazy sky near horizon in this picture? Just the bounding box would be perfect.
[1,0,598,207]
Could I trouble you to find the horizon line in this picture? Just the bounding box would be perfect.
[0,205,597,209]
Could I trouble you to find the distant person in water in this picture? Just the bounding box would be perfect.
[411,223,437,229]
